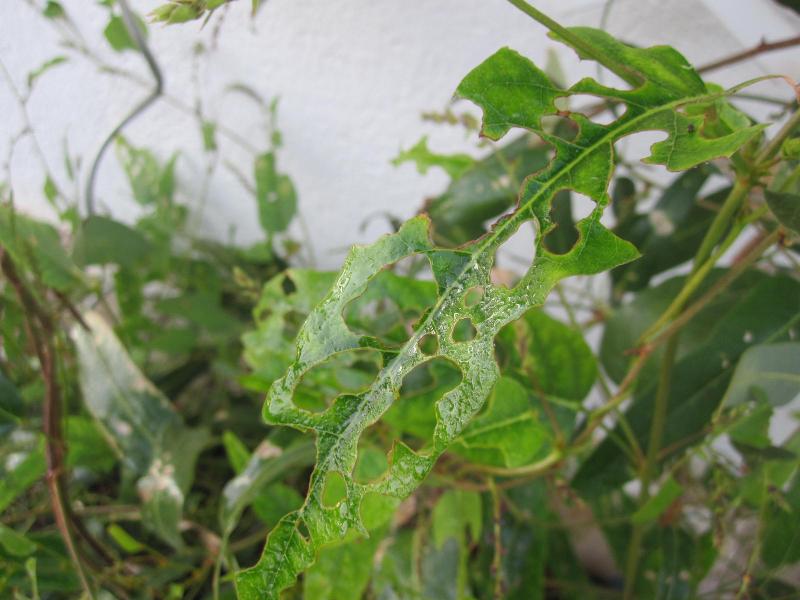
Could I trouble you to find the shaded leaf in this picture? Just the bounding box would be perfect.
[71,313,208,547]
[723,342,800,407]
[631,476,683,525]
[575,276,800,497]
[72,215,151,268]
[765,189,800,234]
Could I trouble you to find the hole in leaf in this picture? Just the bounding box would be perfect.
[296,517,310,540]
[491,220,536,286]
[464,286,484,307]
[542,191,579,255]
[354,440,391,485]
[293,348,382,412]
[616,130,669,164]
[418,333,438,356]
[383,356,463,450]
[344,268,437,346]
[359,491,400,531]
[568,94,626,126]
[452,318,476,342]
[321,471,347,507]
[281,275,297,295]
[540,114,579,141]
[282,309,306,341]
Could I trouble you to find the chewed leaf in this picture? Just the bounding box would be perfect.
[237,26,763,598]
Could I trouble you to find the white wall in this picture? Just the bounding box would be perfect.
[1,0,798,267]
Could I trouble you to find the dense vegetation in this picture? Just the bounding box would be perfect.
[2,1,800,598]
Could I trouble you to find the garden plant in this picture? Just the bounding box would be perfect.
[1,0,800,598]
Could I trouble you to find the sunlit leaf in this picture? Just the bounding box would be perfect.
[236,20,764,593]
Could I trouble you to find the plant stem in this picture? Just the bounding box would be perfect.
[0,250,95,597]
[622,335,678,599]
[756,106,800,166]
[698,35,800,73]
[504,0,642,86]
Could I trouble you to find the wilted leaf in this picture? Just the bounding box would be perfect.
[71,313,208,547]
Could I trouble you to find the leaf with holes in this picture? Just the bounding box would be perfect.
[236,25,766,597]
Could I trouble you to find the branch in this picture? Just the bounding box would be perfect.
[84,0,163,215]
[698,35,800,74]
[0,249,94,597]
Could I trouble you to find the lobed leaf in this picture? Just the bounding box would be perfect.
[237,31,765,597]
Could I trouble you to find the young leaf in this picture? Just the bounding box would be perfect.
[237,28,764,596]
[254,152,297,234]
[71,313,209,548]
[392,136,475,179]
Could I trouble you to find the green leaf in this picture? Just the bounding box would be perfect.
[0,524,36,557]
[72,216,152,268]
[728,400,773,449]
[254,152,297,233]
[0,205,85,292]
[106,524,145,554]
[432,489,481,549]
[631,476,683,525]
[219,440,315,536]
[600,270,766,384]
[500,309,597,403]
[575,276,800,497]
[451,376,553,468]
[303,527,386,600]
[236,28,763,596]
[115,137,171,206]
[223,430,251,474]
[611,166,724,292]
[65,416,116,473]
[42,1,65,18]
[70,313,208,547]
[723,342,800,407]
[104,14,147,53]
[201,120,218,152]
[392,136,475,179]
[765,189,800,234]
[761,473,800,568]
[0,436,45,515]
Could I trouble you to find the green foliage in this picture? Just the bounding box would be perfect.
[235,21,768,598]
[2,2,800,599]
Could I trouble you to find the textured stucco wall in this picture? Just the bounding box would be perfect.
[1,0,798,267]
